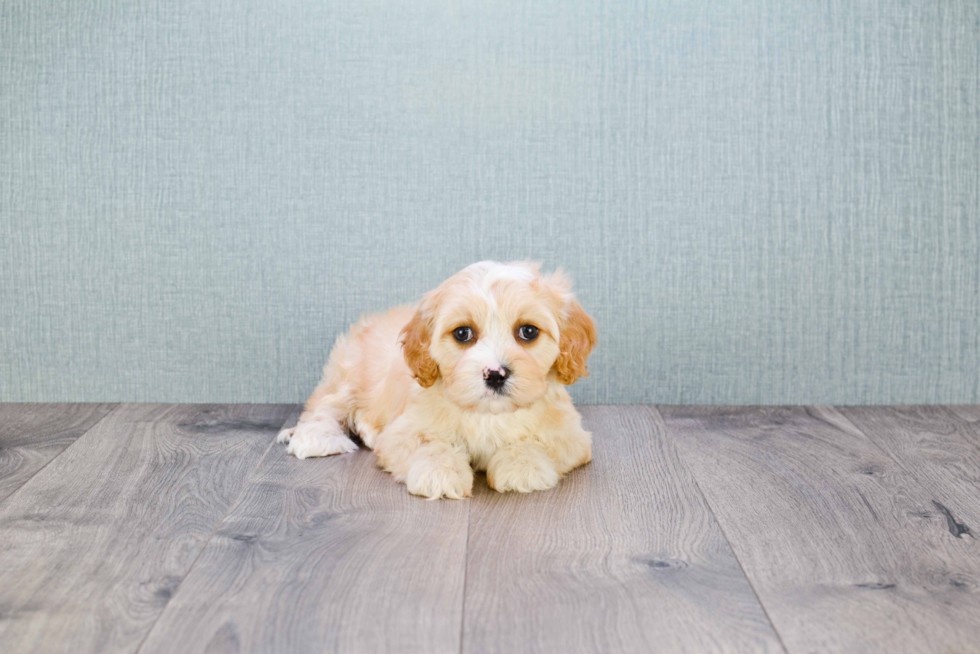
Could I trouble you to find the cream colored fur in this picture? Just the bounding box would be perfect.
[277,261,597,499]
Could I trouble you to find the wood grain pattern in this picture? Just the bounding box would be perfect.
[660,406,980,654]
[839,406,980,537]
[4,404,980,654]
[944,405,980,448]
[0,403,117,504]
[138,413,470,654]
[461,405,785,654]
[0,403,293,654]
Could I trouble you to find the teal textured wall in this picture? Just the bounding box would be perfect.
[2,1,978,404]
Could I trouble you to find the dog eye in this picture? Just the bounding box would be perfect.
[517,325,539,341]
[453,326,474,343]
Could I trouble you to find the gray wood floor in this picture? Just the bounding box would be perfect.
[1,405,979,654]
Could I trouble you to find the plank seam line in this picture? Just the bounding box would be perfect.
[652,406,791,654]
[931,407,980,463]
[458,489,474,654]
[826,406,980,511]
[0,403,121,511]
[691,477,791,654]
[131,405,300,654]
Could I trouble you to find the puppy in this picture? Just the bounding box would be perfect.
[277,261,597,499]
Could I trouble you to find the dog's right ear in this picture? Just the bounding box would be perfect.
[400,304,440,388]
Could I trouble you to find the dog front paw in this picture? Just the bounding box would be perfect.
[405,444,474,500]
[487,443,559,493]
[285,420,358,459]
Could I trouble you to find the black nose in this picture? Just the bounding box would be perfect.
[483,367,510,391]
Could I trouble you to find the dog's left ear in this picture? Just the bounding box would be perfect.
[400,301,440,388]
[553,298,597,385]
[542,271,597,385]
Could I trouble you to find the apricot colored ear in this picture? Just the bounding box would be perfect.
[553,299,597,385]
[400,308,439,388]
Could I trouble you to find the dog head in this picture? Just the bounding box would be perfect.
[400,261,597,413]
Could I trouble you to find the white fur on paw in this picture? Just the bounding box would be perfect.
[285,422,358,459]
[276,428,295,444]
[488,446,560,493]
[406,456,474,500]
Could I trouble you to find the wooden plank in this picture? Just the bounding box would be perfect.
[660,406,980,654]
[943,405,980,448]
[0,403,117,504]
[461,406,785,654]
[138,414,469,654]
[0,403,294,654]
[839,406,980,536]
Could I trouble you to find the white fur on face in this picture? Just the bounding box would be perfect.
[428,263,561,414]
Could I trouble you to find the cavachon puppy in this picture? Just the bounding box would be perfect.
[277,261,597,499]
